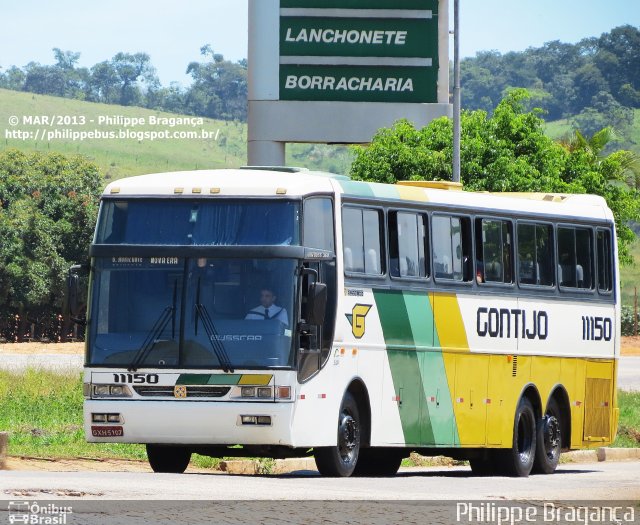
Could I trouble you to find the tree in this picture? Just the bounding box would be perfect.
[110,52,158,106]
[572,91,635,137]
[0,150,102,336]
[185,45,248,121]
[350,89,640,264]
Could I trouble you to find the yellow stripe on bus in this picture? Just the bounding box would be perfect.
[238,374,272,386]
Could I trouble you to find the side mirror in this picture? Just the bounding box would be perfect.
[306,282,327,326]
[67,264,88,324]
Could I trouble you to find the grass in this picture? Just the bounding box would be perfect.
[620,238,640,309]
[0,88,353,178]
[1,369,638,469]
[613,390,640,448]
[0,368,218,468]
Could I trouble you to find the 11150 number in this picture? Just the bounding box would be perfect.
[582,316,612,341]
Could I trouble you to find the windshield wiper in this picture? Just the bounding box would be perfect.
[128,306,173,371]
[195,303,234,373]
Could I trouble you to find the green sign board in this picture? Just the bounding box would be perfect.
[279,65,438,103]
[281,0,438,11]
[280,17,438,58]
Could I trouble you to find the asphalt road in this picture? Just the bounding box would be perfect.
[0,353,638,390]
[1,461,639,500]
[619,356,640,391]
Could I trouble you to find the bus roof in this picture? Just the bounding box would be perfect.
[103,168,613,222]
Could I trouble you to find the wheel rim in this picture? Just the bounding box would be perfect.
[543,414,561,461]
[516,411,534,463]
[338,409,359,464]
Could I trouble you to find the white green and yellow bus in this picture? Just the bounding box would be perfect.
[74,167,619,477]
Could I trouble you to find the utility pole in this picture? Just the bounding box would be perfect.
[452,0,461,183]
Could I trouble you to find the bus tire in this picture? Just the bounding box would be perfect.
[146,444,191,473]
[533,397,562,474]
[497,397,537,477]
[314,392,361,477]
[353,448,402,477]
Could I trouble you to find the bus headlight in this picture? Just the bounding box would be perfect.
[257,387,272,399]
[241,386,256,398]
[92,384,133,398]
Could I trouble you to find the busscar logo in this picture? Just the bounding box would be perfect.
[346,304,372,339]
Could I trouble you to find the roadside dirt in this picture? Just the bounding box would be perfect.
[0,342,83,355]
[4,456,217,473]
[621,336,640,356]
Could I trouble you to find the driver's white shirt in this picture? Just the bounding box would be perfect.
[245,304,288,324]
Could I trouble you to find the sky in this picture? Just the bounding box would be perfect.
[0,0,638,86]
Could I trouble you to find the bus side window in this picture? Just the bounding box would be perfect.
[433,214,472,282]
[342,206,384,276]
[517,222,554,286]
[557,226,594,290]
[388,211,429,278]
[597,228,613,293]
[304,197,335,252]
[476,218,513,284]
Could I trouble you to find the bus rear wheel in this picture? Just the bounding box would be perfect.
[314,392,361,477]
[497,397,537,477]
[353,448,403,477]
[146,444,191,473]
[533,398,562,474]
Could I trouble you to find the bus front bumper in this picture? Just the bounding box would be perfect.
[84,400,296,446]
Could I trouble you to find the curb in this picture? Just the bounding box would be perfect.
[562,447,640,464]
[596,447,640,461]
[0,432,7,470]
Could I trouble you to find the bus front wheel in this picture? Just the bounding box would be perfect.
[314,392,361,477]
[146,444,191,473]
[497,397,537,477]
[533,397,562,474]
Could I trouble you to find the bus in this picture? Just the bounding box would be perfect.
[72,167,619,477]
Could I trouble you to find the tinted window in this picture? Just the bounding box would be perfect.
[597,228,613,293]
[433,215,471,281]
[96,200,300,246]
[342,207,384,275]
[389,211,428,278]
[476,219,513,284]
[558,226,594,289]
[517,223,554,286]
[304,197,335,251]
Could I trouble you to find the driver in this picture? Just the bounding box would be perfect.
[245,287,288,324]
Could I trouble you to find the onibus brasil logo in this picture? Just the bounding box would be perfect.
[7,501,72,524]
[346,304,372,339]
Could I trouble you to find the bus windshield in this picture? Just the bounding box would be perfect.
[87,257,297,369]
[95,199,300,246]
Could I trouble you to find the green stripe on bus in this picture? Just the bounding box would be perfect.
[402,292,459,445]
[339,180,403,201]
[374,290,435,445]
[339,180,376,199]
[177,374,241,385]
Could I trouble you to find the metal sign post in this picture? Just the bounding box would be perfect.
[452,0,461,183]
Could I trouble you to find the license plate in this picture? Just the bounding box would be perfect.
[91,425,124,437]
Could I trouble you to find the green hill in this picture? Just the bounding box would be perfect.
[0,89,353,179]
[0,89,248,180]
[544,109,640,156]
